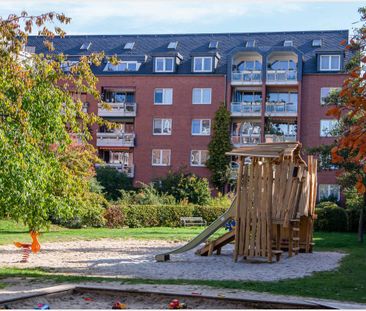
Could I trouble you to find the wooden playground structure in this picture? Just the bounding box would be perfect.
[197,142,317,263]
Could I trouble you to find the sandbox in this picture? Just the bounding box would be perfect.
[0,285,330,309]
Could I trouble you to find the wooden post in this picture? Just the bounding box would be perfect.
[266,161,273,263]
[233,156,244,262]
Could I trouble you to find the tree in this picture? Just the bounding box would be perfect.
[95,166,133,201]
[155,170,211,205]
[0,12,108,231]
[206,104,233,192]
[325,7,366,242]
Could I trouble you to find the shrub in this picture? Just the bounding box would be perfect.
[316,201,339,209]
[119,204,229,228]
[207,192,234,207]
[96,166,133,201]
[104,205,124,228]
[314,201,348,232]
[155,171,211,205]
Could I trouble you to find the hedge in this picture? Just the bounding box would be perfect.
[314,201,365,232]
[106,204,228,228]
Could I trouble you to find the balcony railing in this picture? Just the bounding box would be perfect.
[231,102,261,116]
[96,132,135,147]
[265,134,296,143]
[231,70,262,84]
[266,70,297,83]
[231,134,261,146]
[265,102,297,116]
[96,163,134,177]
[98,102,137,117]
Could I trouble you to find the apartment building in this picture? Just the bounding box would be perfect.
[28,30,351,201]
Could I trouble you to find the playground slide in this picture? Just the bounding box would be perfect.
[155,197,237,262]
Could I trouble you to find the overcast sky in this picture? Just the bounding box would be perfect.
[0,0,364,35]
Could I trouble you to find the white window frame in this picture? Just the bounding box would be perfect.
[155,57,174,72]
[190,150,209,167]
[192,88,212,105]
[103,61,139,72]
[319,184,340,201]
[153,118,172,135]
[151,149,171,166]
[154,88,173,105]
[320,119,338,137]
[193,57,212,72]
[320,87,341,105]
[320,55,341,71]
[191,119,211,136]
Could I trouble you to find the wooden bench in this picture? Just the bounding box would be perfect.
[180,217,207,227]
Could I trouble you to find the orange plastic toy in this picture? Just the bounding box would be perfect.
[14,231,41,262]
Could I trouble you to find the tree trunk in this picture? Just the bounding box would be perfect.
[358,193,366,243]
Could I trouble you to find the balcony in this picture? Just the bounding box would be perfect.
[265,102,297,117]
[231,70,262,85]
[231,134,260,147]
[266,69,297,84]
[96,163,134,178]
[231,102,261,117]
[96,132,135,147]
[98,102,137,117]
[265,134,296,143]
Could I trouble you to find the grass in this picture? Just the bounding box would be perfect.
[0,219,225,245]
[0,220,365,303]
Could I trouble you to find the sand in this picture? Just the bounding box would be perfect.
[0,239,345,281]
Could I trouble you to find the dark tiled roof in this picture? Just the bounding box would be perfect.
[27,30,350,75]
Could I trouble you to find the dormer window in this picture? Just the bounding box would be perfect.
[284,40,293,47]
[319,55,341,71]
[245,40,256,48]
[167,41,178,49]
[155,57,174,72]
[209,41,218,49]
[124,42,135,50]
[312,39,322,47]
[80,42,91,50]
[193,57,212,72]
[103,61,140,72]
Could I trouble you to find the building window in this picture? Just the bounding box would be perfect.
[320,87,341,105]
[193,57,212,72]
[319,184,340,201]
[192,88,212,104]
[320,55,341,71]
[103,61,139,72]
[320,119,338,137]
[155,57,174,72]
[153,118,172,135]
[191,150,209,167]
[192,119,211,135]
[152,149,171,166]
[154,88,173,105]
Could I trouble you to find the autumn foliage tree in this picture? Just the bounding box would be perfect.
[0,12,109,231]
[326,7,366,242]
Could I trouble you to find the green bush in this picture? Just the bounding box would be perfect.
[96,166,133,201]
[119,204,229,228]
[314,201,348,232]
[155,171,211,205]
[316,201,339,209]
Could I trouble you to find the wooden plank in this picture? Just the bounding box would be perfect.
[239,163,249,258]
[266,161,273,263]
[243,163,253,257]
[249,160,259,257]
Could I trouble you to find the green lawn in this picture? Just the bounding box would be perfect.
[0,219,365,303]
